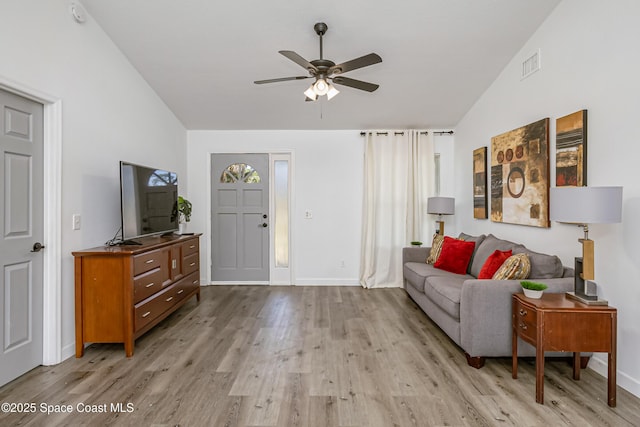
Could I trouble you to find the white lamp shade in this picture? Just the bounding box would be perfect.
[550,186,622,224]
[304,85,317,101]
[427,197,455,215]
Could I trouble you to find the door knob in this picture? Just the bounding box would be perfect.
[263,214,268,219]
[262,223,268,228]
[31,242,46,252]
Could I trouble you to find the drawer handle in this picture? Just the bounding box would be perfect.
[192,280,198,284]
[519,323,528,331]
[145,259,155,264]
[519,309,527,316]
[142,311,151,318]
[145,282,155,288]
[190,262,196,267]
[165,296,174,302]
[177,289,184,294]
[189,245,195,249]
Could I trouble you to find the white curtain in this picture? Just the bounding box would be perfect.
[360,130,435,289]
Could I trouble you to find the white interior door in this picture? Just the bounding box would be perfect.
[211,154,269,282]
[0,89,44,386]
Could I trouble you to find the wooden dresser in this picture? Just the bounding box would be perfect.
[73,234,201,357]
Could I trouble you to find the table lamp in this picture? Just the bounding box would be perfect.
[427,197,455,235]
[550,186,623,304]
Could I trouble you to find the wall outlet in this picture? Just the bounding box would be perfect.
[304,210,313,219]
[72,214,81,230]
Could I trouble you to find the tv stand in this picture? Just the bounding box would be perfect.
[73,234,201,357]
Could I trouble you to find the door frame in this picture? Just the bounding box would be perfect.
[207,151,294,285]
[0,76,63,365]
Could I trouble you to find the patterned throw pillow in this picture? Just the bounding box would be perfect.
[426,234,445,264]
[492,253,531,280]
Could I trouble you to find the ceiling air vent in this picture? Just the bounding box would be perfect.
[521,49,541,80]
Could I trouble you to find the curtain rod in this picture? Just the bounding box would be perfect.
[433,130,454,135]
[359,131,429,136]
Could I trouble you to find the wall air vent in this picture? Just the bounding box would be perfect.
[521,49,541,80]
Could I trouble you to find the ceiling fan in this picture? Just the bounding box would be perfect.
[254,22,382,101]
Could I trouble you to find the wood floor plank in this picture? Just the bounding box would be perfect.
[0,285,638,426]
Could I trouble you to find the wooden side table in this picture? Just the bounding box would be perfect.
[512,293,617,406]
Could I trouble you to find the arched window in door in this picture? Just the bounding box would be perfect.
[220,163,261,183]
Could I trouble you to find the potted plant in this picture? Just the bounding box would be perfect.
[177,196,192,234]
[410,241,423,247]
[520,280,548,299]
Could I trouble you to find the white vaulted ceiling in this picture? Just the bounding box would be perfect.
[81,0,561,130]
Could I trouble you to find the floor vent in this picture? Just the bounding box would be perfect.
[521,49,541,80]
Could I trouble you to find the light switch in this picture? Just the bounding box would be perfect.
[72,214,81,230]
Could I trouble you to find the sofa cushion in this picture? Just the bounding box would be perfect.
[513,247,564,279]
[478,249,513,279]
[423,274,467,319]
[469,234,520,278]
[403,262,462,293]
[434,237,476,274]
[492,253,531,280]
[426,234,445,264]
[458,233,486,274]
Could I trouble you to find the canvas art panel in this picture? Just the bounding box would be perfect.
[556,110,587,187]
[473,147,487,219]
[490,118,550,228]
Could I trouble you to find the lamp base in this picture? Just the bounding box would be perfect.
[565,291,608,306]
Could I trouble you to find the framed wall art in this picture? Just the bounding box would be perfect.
[490,118,550,228]
[473,147,488,219]
[556,110,587,187]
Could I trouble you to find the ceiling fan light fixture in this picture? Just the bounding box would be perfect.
[304,85,317,101]
[313,78,329,95]
[326,83,340,100]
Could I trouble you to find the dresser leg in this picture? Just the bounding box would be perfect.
[125,340,134,357]
[75,340,84,358]
[573,352,581,380]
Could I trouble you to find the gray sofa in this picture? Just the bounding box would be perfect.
[403,233,575,368]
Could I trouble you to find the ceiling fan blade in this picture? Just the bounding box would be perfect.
[329,53,382,75]
[279,50,318,72]
[332,76,379,92]
[254,76,311,84]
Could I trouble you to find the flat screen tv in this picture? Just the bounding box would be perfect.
[120,161,179,243]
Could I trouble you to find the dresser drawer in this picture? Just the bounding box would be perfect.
[133,249,163,275]
[133,267,164,304]
[173,271,199,303]
[182,239,199,257]
[183,252,199,276]
[134,285,177,332]
[515,299,537,343]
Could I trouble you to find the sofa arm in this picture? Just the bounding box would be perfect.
[402,247,430,264]
[459,277,574,358]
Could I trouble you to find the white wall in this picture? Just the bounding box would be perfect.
[187,131,364,285]
[453,0,640,397]
[0,0,187,359]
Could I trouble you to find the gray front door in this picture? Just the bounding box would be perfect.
[0,89,44,386]
[211,154,269,282]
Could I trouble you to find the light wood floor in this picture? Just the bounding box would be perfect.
[1,286,639,426]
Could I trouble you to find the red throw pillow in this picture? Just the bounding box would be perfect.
[433,236,476,275]
[478,249,513,279]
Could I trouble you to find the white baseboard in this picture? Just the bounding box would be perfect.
[588,354,640,399]
[202,279,361,286]
[59,341,76,364]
